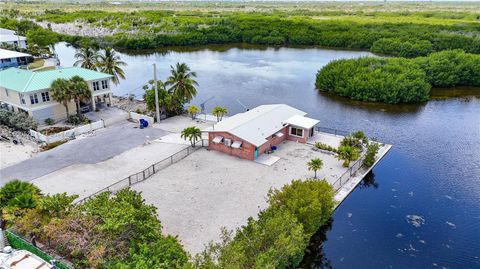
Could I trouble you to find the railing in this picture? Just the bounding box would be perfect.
[5,230,73,269]
[75,138,209,204]
[330,154,366,192]
[314,126,350,137]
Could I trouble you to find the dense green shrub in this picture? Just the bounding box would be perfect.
[44,118,55,125]
[316,50,480,103]
[66,114,90,125]
[195,179,335,269]
[362,143,380,168]
[414,50,480,87]
[0,182,191,269]
[371,38,433,58]
[0,109,37,131]
[315,142,339,153]
[4,11,480,55]
[315,57,431,103]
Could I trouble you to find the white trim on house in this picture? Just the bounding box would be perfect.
[284,115,319,129]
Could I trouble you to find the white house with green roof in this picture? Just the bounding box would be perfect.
[0,67,113,123]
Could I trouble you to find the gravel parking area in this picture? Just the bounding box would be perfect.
[132,140,348,254]
[0,122,167,184]
[32,141,188,200]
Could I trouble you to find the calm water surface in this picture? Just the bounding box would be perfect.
[56,43,480,269]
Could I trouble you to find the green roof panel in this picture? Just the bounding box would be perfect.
[0,67,113,93]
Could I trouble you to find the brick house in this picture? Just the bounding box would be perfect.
[208,104,319,160]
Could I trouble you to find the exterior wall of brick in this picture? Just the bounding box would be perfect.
[208,131,255,160]
[208,125,314,160]
[286,126,313,143]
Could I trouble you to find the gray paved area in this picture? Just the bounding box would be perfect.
[0,122,167,184]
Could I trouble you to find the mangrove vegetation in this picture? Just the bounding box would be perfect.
[315,50,480,103]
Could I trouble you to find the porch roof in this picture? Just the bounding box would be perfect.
[284,115,319,129]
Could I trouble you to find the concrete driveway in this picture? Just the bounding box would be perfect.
[0,122,168,185]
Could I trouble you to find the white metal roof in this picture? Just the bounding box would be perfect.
[211,104,317,147]
[0,32,26,43]
[284,115,319,129]
[0,49,30,60]
[0,28,16,35]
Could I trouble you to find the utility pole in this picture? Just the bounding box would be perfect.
[153,63,160,123]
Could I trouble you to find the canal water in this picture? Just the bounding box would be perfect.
[56,43,480,269]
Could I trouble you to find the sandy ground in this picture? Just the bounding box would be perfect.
[132,140,348,254]
[154,115,215,133]
[0,142,37,169]
[32,141,187,200]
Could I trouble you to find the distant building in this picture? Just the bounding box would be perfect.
[208,104,319,160]
[0,49,31,69]
[0,67,113,123]
[0,28,27,49]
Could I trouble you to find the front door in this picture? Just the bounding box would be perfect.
[254,147,258,159]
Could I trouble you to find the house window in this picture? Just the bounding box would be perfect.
[29,93,38,104]
[41,91,50,102]
[290,127,303,137]
[93,81,100,91]
[19,94,25,105]
[101,80,108,89]
[5,89,8,97]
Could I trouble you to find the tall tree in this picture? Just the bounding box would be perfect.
[96,47,126,85]
[70,76,92,115]
[165,63,198,102]
[74,47,98,70]
[50,78,73,116]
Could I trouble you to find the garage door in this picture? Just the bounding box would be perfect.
[31,106,55,123]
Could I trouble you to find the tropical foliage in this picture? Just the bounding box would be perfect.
[73,46,98,70]
[96,47,127,85]
[362,143,381,168]
[181,126,202,147]
[337,146,360,167]
[50,76,91,116]
[194,179,334,269]
[143,79,185,118]
[212,106,228,122]
[0,181,190,269]
[316,50,480,104]
[316,56,431,104]
[307,158,323,179]
[165,63,198,103]
[187,105,200,120]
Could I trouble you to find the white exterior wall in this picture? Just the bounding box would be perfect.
[0,78,112,122]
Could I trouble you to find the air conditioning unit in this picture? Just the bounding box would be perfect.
[224,138,232,147]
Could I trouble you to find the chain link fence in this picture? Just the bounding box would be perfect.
[76,138,209,204]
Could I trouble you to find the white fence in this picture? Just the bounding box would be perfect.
[129,111,154,125]
[30,120,105,143]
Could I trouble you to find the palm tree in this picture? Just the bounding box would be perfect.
[337,146,360,167]
[73,46,98,70]
[212,106,228,122]
[187,105,200,120]
[70,76,91,116]
[50,78,73,116]
[96,47,126,85]
[181,126,202,147]
[307,158,323,179]
[165,62,198,102]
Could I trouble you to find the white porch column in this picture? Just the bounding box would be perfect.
[92,94,96,111]
[108,93,112,106]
